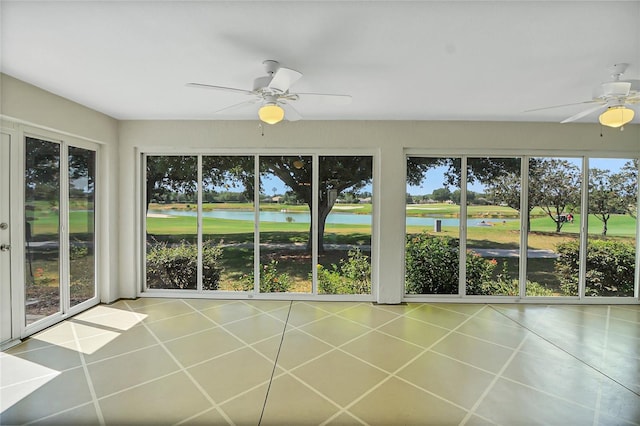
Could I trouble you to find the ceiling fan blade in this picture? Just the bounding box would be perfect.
[268,67,302,93]
[561,104,607,123]
[295,92,352,105]
[213,99,259,114]
[280,102,302,122]
[187,83,254,95]
[524,100,600,113]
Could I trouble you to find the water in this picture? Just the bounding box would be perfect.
[149,209,517,227]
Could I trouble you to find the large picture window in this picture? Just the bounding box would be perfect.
[405,154,639,300]
[142,153,374,297]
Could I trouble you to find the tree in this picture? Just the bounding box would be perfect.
[531,158,581,232]
[619,159,638,218]
[432,187,452,202]
[588,168,629,236]
[261,156,372,253]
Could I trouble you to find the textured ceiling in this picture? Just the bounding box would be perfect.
[2,1,640,123]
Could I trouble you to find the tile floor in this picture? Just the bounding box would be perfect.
[1,299,639,425]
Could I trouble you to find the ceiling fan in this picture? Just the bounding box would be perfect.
[527,63,640,128]
[187,60,352,125]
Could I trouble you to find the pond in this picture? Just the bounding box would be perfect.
[149,209,518,227]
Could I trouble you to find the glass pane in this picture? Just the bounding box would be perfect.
[318,156,373,295]
[145,156,198,290]
[259,156,312,293]
[526,157,582,296]
[586,158,637,297]
[202,156,254,291]
[25,137,60,324]
[405,157,461,295]
[466,157,522,296]
[69,146,96,307]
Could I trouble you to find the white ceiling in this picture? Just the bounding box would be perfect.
[2,1,640,124]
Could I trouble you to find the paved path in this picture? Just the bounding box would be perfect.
[472,248,558,258]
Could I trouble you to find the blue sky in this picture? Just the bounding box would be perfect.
[406,158,632,196]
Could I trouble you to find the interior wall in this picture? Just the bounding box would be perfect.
[1,73,120,304]
[118,120,639,303]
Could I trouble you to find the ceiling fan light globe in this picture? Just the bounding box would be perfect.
[599,106,635,128]
[259,104,285,125]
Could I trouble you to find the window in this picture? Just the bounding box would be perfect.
[142,153,375,297]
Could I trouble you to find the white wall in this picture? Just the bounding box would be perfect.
[118,120,640,303]
[1,73,120,304]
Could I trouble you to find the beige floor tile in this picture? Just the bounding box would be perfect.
[463,414,498,425]
[273,329,333,370]
[287,301,333,327]
[30,402,100,425]
[88,345,180,397]
[302,301,356,313]
[299,315,371,347]
[377,316,450,348]
[596,380,640,425]
[164,327,245,367]
[218,382,269,425]
[187,347,275,402]
[609,306,640,323]
[221,313,285,345]
[182,298,235,311]
[475,377,595,425]
[502,350,603,407]
[72,305,146,331]
[340,330,423,373]
[243,299,291,313]
[99,371,212,425]
[373,302,419,315]
[348,377,468,425]
[291,350,388,406]
[249,334,284,361]
[128,299,197,323]
[260,374,340,425]
[3,341,82,372]
[406,304,472,330]
[431,332,514,373]
[608,317,640,340]
[0,367,92,425]
[324,411,367,425]
[336,304,401,328]
[437,303,486,316]
[81,324,159,364]
[200,301,264,324]
[397,351,495,409]
[456,316,530,349]
[146,311,216,342]
[175,406,231,425]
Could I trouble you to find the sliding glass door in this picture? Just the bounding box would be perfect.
[24,136,99,327]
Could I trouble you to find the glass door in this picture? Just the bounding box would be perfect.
[24,136,99,328]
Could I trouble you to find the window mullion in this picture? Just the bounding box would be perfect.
[459,156,467,297]
[197,155,203,292]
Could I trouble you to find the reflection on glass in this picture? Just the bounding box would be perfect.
[201,156,254,291]
[145,156,198,290]
[405,157,461,295]
[25,137,61,324]
[586,158,637,297]
[69,147,96,307]
[317,156,373,295]
[259,156,312,293]
[526,157,581,296]
[466,157,522,296]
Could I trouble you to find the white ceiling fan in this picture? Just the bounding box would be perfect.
[187,60,352,125]
[527,63,640,128]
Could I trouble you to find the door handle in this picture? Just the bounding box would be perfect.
[0,244,10,252]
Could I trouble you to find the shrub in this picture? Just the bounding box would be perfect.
[146,240,222,290]
[317,249,371,294]
[405,233,553,296]
[240,260,292,292]
[556,239,635,297]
